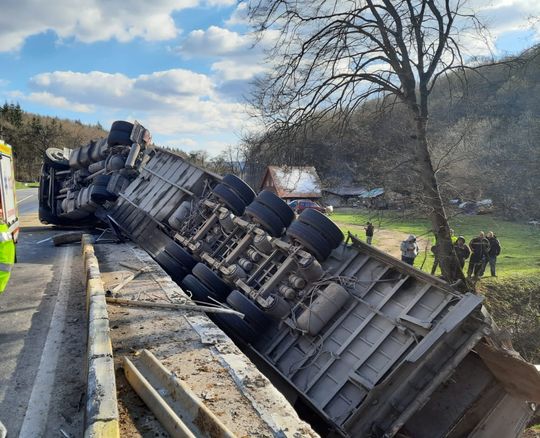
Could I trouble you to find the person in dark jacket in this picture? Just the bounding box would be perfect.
[482,231,501,277]
[365,222,374,245]
[467,232,490,278]
[454,236,471,268]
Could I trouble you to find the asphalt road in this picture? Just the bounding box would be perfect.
[0,204,86,436]
[16,188,39,216]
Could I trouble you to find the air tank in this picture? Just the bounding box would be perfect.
[296,283,350,336]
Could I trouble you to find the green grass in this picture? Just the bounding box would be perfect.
[332,209,540,279]
[15,181,39,189]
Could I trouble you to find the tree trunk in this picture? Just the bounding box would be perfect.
[414,115,469,291]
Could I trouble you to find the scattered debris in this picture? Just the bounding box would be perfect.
[106,297,245,318]
[53,232,84,246]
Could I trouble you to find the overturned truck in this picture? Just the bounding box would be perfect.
[39,121,539,437]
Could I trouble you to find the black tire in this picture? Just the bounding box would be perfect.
[192,263,230,300]
[44,148,70,170]
[226,290,272,333]
[164,242,196,271]
[256,191,295,227]
[212,183,246,216]
[108,121,134,147]
[90,185,108,203]
[154,251,189,282]
[286,220,332,261]
[110,121,134,133]
[108,130,132,147]
[298,209,343,249]
[222,174,256,205]
[245,201,284,237]
[181,274,218,303]
[69,147,81,169]
[212,313,257,344]
[94,174,111,186]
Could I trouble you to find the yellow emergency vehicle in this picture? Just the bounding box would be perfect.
[0,140,18,292]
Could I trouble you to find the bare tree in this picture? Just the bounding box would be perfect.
[248,0,485,287]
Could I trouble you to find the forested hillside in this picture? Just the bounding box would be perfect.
[0,103,106,181]
[243,46,540,219]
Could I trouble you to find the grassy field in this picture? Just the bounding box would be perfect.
[332,209,540,279]
[15,181,39,189]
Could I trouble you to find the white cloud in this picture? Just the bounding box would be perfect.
[0,0,198,52]
[135,70,214,97]
[211,59,267,81]
[28,69,216,109]
[26,92,93,113]
[18,68,260,154]
[206,0,236,6]
[179,26,252,57]
[225,2,250,26]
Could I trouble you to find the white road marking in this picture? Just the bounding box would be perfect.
[18,246,74,437]
[16,195,34,204]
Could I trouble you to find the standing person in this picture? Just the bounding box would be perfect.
[400,235,419,266]
[467,232,490,278]
[365,222,374,245]
[484,231,501,277]
[454,236,471,269]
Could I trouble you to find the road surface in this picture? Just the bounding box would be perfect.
[16,188,38,216]
[0,202,86,436]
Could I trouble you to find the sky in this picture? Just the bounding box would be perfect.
[0,0,538,156]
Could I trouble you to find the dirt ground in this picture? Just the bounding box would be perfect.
[336,222,432,263]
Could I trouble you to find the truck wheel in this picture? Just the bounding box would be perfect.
[155,251,189,282]
[45,148,70,170]
[298,209,343,249]
[192,263,230,300]
[110,120,134,133]
[226,290,272,333]
[108,121,134,146]
[212,313,257,344]
[222,174,256,205]
[90,185,111,203]
[286,220,332,262]
[212,183,246,216]
[181,274,219,303]
[94,174,111,186]
[256,191,295,227]
[164,242,196,271]
[245,201,284,237]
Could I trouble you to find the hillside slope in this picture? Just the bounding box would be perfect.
[243,45,540,219]
[0,103,107,181]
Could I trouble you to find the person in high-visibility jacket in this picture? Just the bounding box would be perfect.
[0,221,15,293]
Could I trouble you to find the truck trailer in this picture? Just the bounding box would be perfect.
[39,120,540,437]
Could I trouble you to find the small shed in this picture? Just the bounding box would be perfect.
[323,186,385,208]
[260,166,322,200]
[323,186,367,207]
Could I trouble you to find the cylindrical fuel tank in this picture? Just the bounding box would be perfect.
[296,283,350,336]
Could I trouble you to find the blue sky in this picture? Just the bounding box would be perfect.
[0,0,538,155]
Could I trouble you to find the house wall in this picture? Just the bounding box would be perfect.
[260,173,277,195]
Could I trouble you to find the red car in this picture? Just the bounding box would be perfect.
[288,199,326,214]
